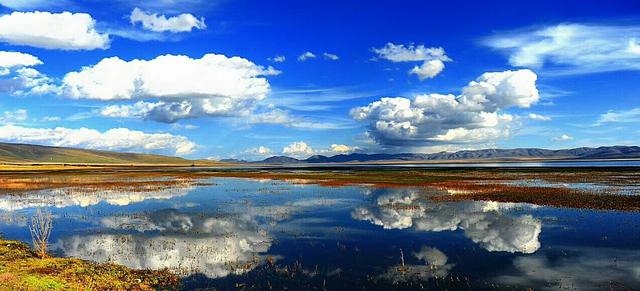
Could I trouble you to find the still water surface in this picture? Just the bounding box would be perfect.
[0,177,639,290]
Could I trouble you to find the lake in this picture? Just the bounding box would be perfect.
[0,175,639,290]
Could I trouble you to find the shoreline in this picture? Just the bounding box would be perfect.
[0,239,179,290]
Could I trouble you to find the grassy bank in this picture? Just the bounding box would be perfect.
[0,239,179,290]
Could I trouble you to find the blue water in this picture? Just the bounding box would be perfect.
[0,177,639,290]
[235,160,640,169]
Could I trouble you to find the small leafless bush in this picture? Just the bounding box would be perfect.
[29,208,53,258]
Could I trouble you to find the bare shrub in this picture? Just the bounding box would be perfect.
[29,208,53,258]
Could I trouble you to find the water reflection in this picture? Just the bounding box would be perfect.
[497,247,640,290]
[58,209,272,278]
[352,188,541,253]
[378,246,453,283]
[0,183,195,210]
[0,177,637,289]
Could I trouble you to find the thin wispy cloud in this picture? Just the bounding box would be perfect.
[483,23,640,75]
[596,107,640,125]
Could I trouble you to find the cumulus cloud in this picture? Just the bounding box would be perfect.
[63,53,278,123]
[372,43,451,80]
[323,52,339,60]
[352,188,541,254]
[298,51,316,61]
[527,113,551,121]
[0,51,42,69]
[0,53,58,96]
[63,54,274,101]
[552,134,572,141]
[483,23,640,75]
[130,7,206,33]
[351,69,539,147]
[409,59,445,80]
[0,124,196,155]
[6,67,59,95]
[0,11,109,50]
[283,141,315,158]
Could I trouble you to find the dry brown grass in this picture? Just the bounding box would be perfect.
[1,168,639,211]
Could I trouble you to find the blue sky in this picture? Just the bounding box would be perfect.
[0,0,639,160]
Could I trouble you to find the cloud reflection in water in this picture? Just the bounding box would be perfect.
[352,188,541,253]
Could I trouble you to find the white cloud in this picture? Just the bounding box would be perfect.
[0,51,57,95]
[298,51,316,61]
[328,144,353,154]
[527,113,551,121]
[483,23,640,75]
[0,0,69,10]
[247,108,352,130]
[10,67,59,95]
[0,61,58,96]
[409,59,445,80]
[0,109,27,124]
[352,188,541,254]
[269,55,286,63]
[244,146,273,157]
[63,53,278,123]
[130,7,206,33]
[553,134,573,141]
[282,141,315,158]
[0,11,109,50]
[170,123,198,130]
[0,124,196,155]
[372,43,451,80]
[596,107,640,124]
[351,69,539,147]
[0,51,42,68]
[63,54,274,101]
[314,144,357,156]
[42,116,61,122]
[323,52,339,60]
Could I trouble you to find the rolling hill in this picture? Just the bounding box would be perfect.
[0,142,197,165]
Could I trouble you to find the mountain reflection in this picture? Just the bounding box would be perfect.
[58,209,272,278]
[352,188,541,253]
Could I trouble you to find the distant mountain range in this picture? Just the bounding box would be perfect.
[1,142,638,166]
[0,142,203,165]
[256,146,640,164]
